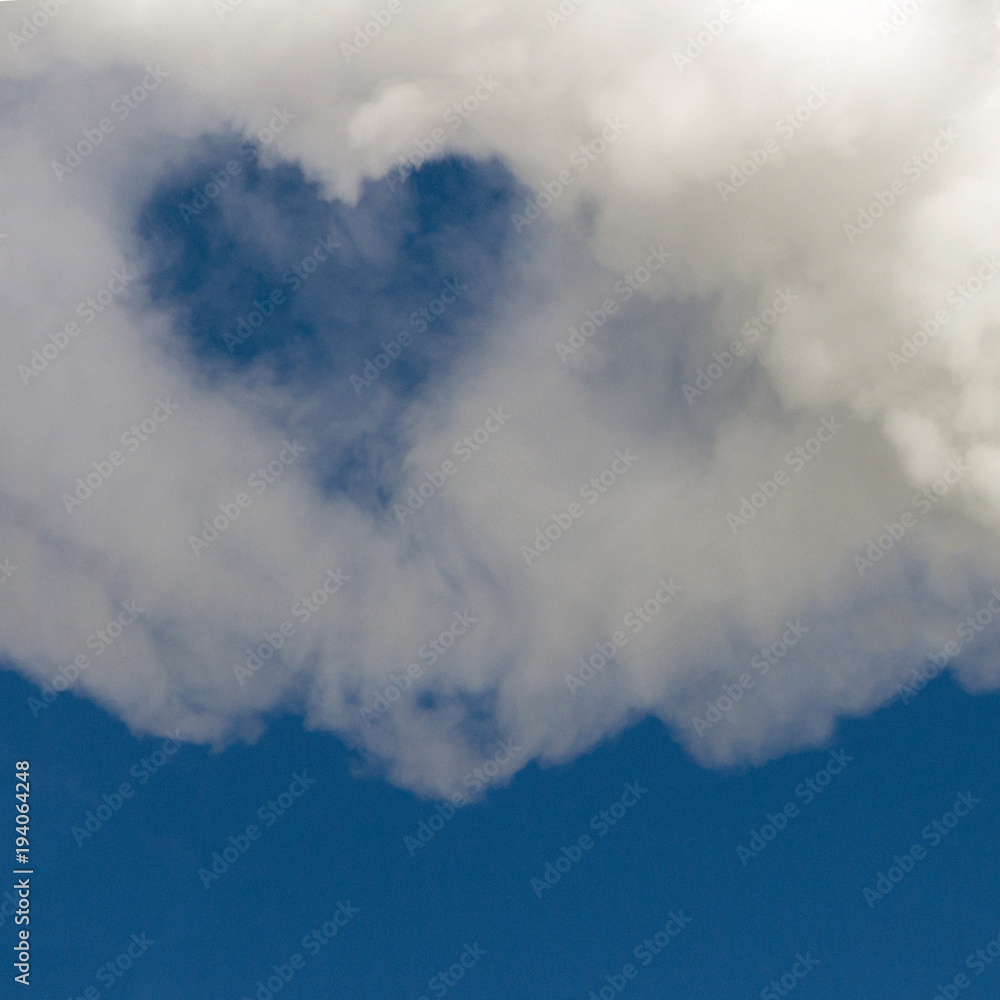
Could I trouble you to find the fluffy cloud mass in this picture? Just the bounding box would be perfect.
[3,0,1000,796]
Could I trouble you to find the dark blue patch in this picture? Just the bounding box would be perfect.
[133,140,525,511]
[136,143,517,378]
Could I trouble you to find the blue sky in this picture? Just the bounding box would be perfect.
[3,660,1000,999]
[4,4,1000,998]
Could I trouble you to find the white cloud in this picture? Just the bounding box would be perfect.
[3,0,1000,795]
